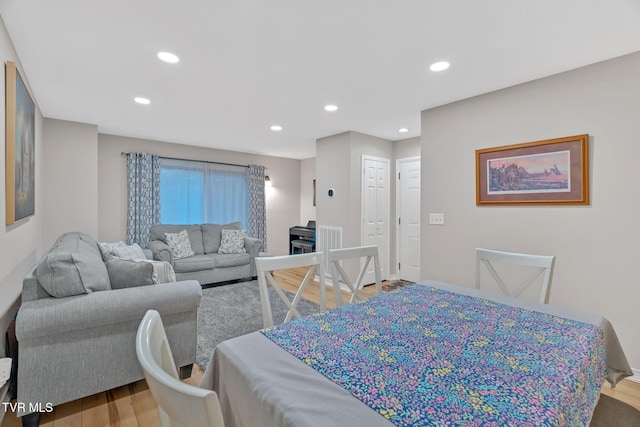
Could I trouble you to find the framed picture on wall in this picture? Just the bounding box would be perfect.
[5,61,36,225]
[476,134,589,205]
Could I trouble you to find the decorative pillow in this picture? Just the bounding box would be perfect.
[98,241,126,259]
[37,237,111,297]
[165,230,195,259]
[104,254,155,289]
[112,243,147,261]
[218,229,246,254]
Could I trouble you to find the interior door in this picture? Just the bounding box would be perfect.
[362,156,390,283]
[397,157,421,282]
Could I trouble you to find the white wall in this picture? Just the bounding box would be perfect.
[42,119,98,247]
[97,134,301,255]
[0,16,44,354]
[299,157,316,225]
[421,51,640,370]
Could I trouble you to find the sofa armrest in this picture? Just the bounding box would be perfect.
[16,280,202,340]
[244,236,263,256]
[148,240,173,265]
[244,236,263,277]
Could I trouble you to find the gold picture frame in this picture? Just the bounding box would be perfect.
[476,134,589,205]
[5,61,36,224]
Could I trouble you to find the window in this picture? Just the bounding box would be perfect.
[159,158,248,226]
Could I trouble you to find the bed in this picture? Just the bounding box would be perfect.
[200,280,632,427]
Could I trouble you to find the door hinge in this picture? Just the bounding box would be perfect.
[398,262,401,270]
[398,218,401,225]
[398,172,400,180]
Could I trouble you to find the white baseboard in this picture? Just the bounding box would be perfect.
[627,368,640,384]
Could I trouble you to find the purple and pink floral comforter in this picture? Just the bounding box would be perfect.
[262,284,606,426]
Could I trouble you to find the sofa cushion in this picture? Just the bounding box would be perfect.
[209,253,252,268]
[36,232,111,298]
[105,256,154,289]
[173,255,216,273]
[149,225,204,255]
[202,222,242,254]
[218,229,247,254]
[165,230,196,259]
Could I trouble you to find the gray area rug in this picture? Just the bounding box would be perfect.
[197,280,320,370]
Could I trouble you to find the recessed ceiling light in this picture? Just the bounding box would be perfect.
[324,104,338,112]
[398,128,409,133]
[157,51,179,63]
[270,125,283,131]
[430,61,450,72]
[134,97,151,105]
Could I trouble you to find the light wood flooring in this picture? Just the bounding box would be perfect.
[2,268,638,426]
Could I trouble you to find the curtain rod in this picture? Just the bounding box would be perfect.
[120,152,248,168]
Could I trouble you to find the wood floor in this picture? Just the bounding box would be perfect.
[2,268,639,426]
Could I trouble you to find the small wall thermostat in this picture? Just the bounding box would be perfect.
[328,188,335,197]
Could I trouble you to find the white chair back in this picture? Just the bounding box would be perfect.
[255,252,326,328]
[328,245,382,306]
[475,247,555,304]
[136,310,225,427]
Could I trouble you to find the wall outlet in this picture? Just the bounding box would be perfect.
[429,213,445,225]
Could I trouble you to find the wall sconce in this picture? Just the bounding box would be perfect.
[264,175,272,187]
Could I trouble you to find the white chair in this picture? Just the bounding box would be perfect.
[475,247,555,304]
[328,245,382,306]
[136,310,225,427]
[255,252,326,328]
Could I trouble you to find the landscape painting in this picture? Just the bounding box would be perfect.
[487,151,570,194]
[476,134,589,205]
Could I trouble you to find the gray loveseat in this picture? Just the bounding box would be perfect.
[147,223,263,285]
[15,232,202,424]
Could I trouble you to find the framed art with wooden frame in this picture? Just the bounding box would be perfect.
[5,61,36,225]
[476,134,589,206]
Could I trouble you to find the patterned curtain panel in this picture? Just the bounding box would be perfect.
[126,153,160,247]
[246,164,267,251]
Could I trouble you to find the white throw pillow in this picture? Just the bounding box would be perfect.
[98,241,126,258]
[218,229,246,254]
[112,243,147,261]
[165,230,195,259]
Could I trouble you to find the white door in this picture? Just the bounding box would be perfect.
[397,157,421,282]
[362,156,390,283]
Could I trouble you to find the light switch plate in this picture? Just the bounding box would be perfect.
[429,213,445,225]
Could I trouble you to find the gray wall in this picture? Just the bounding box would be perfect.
[394,136,420,159]
[42,119,99,247]
[98,134,302,255]
[299,157,316,225]
[316,131,394,278]
[0,17,44,360]
[421,51,640,371]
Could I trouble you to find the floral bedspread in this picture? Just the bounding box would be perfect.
[262,284,606,427]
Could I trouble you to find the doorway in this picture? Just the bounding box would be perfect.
[396,157,421,282]
[362,155,390,284]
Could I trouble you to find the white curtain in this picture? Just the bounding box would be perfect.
[159,158,248,226]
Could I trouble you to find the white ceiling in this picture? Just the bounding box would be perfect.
[1,1,639,160]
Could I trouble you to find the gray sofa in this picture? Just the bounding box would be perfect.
[147,223,263,285]
[15,232,202,423]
